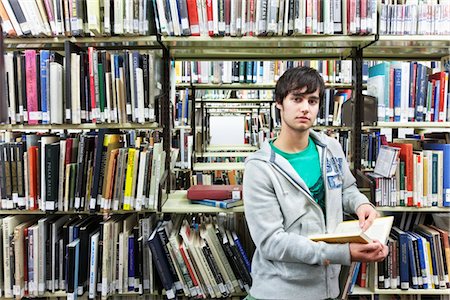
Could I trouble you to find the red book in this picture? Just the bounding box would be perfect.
[28,146,38,209]
[88,47,97,123]
[429,71,446,122]
[65,138,73,164]
[187,185,242,200]
[206,0,214,35]
[389,143,414,207]
[187,0,200,36]
[25,50,39,125]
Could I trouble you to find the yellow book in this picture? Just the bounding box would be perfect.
[123,148,136,210]
[309,216,394,244]
[426,241,435,289]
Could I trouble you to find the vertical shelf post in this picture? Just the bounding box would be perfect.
[352,47,363,172]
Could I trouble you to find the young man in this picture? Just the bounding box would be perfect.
[243,67,388,299]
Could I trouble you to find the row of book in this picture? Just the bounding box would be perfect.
[194,89,275,100]
[0,0,156,37]
[3,45,161,125]
[379,2,450,36]
[379,224,450,291]
[0,130,166,212]
[367,61,450,123]
[0,214,157,299]
[174,60,353,85]
[361,131,383,169]
[149,214,252,299]
[192,170,244,186]
[367,137,450,208]
[154,0,377,36]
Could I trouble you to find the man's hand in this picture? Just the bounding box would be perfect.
[356,203,379,232]
[350,240,389,262]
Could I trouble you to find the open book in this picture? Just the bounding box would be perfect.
[308,216,394,244]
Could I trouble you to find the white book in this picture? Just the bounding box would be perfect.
[136,68,145,123]
[32,224,40,296]
[111,219,122,293]
[4,53,16,124]
[87,0,101,34]
[104,0,111,34]
[124,0,132,33]
[88,232,100,299]
[117,232,124,294]
[156,0,169,35]
[212,0,219,34]
[134,149,147,211]
[169,0,181,35]
[71,53,81,124]
[196,0,206,35]
[17,0,40,35]
[49,61,64,124]
[101,221,112,298]
[114,0,124,34]
[230,0,236,35]
[35,0,52,35]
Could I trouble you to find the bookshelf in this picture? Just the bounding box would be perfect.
[0,3,172,297]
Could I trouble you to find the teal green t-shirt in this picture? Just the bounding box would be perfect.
[270,137,325,214]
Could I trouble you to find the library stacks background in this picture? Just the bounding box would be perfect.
[0,0,449,300]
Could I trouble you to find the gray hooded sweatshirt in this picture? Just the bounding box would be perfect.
[243,130,371,299]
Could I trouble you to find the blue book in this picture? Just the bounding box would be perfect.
[393,67,402,122]
[128,234,135,291]
[190,198,243,209]
[414,225,440,288]
[252,61,257,83]
[40,50,50,124]
[232,231,251,272]
[348,262,361,295]
[433,81,440,122]
[392,227,410,290]
[406,234,419,289]
[423,143,450,206]
[246,61,253,83]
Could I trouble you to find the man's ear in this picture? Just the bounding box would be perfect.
[275,102,283,111]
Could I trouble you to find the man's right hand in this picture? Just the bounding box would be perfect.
[349,240,389,262]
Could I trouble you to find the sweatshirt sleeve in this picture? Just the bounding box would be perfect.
[244,159,351,267]
[331,139,373,214]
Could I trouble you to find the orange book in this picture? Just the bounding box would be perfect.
[0,1,16,36]
[28,146,38,210]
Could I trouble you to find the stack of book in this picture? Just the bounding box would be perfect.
[187,185,243,208]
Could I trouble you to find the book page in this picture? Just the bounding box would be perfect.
[335,216,394,244]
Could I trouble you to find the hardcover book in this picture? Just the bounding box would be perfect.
[309,216,394,244]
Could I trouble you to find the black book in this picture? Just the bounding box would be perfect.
[64,41,84,123]
[77,216,101,295]
[142,54,149,121]
[147,223,175,296]
[133,226,141,293]
[36,53,41,121]
[90,129,107,212]
[20,53,27,122]
[12,52,19,123]
[45,142,60,212]
[156,224,180,289]
[0,144,6,204]
[123,51,133,122]
[10,144,17,207]
[16,143,25,208]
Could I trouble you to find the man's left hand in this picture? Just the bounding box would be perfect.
[356,204,379,232]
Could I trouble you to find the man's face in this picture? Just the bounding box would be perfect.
[276,87,320,132]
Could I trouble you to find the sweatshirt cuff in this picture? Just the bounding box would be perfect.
[321,243,351,266]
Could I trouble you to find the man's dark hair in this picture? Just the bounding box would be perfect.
[274,66,325,104]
